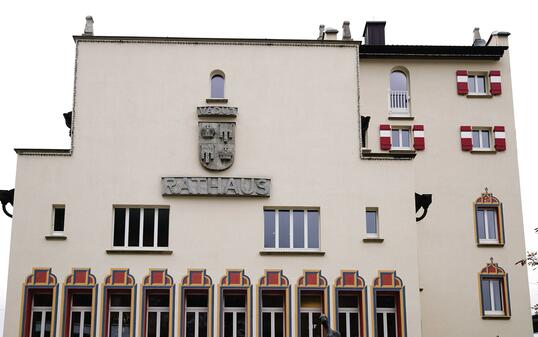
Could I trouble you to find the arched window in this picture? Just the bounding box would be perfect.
[389,70,409,115]
[479,259,511,318]
[474,188,505,246]
[372,271,407,337]
[210,72,225,99]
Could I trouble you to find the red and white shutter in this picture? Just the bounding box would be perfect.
[490,70,502,95]
[494,126,506,151]
[380,124,391,150]
[413,125,425,150]
[460,126,472,151]
[456,70,468,95]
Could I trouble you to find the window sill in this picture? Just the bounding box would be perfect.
[259,250,325,256]
[361,150,416,160]
[477,242,504,247]
[363,238,384,243]
[106,248,173,255]
[481,314,510,320]
[388,115,414,121]
[45,234,67,240]
[467,93,493,98]
[206,98,228,104]
[389,149,416,154]
[470,149,497,154]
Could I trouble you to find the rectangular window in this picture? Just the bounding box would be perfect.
[263,209,320,251]
[468,75,487,94]
[261,293,285,337]
[185,293,208,337]
[70,293,92,337]
[299,294,322,337]
[31,293,53,337]
[390,128,411,149]
[375,294,397,337]
[472,129,491,150]
[476,208,499,244]
[223,292,246,337]
[109,294,131,337]
[338,294,360,337]
[481,278,504,316]
[365,208,378,237]
[52,206,65,233]
[146,294,169,337]
[113,207,169,248]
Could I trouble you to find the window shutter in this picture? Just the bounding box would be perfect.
[456,70,468,95]
[413,125,425,150]
[379,124,391,150]
[494,126,506,151]
[460,126,472,151]
[490,70,502,95]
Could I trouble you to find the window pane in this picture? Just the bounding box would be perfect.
[401,130,410,147]
[31,312,42,337]
[187,294,208,307]
[73,293,92,307]
[476,210,486,240]
[481,279,492,311]
[44,311,51,337]
[492,279,503,311]
[186,312,195,337]
[157,209,169,247]
[160,312,169,337]
[143,208,155,247]
[262,312,271,337]
[376,313,384,337]
[350,313,359,337]
[110,312,119,337]
[477,76,486,93]
[224,313,233,337]
[121,312,130,337]
[148,312,157,337]
[307,211,320,248]
[300,313,309,337]
[275,313,283,337]
[481,131,490,148]
[338,313,346,337]
[262,294,284,308]
[391,130,400,147]
[486,210,497,240]
[224,294,245,307]
[237,312,246,337]
[111,294,131,307]
[83,312,91,337]
[54,207,65,232]
[377,295,395,308]
[390,71,407,91]
[211,75,225,98]
[113,208,126,246]
[293,211,305,248]
[71,311,81,337]
[366,211,377,234]
[472,130,480,148]
[128,208,140,247]
[149,294,169,307]
[34,293,53,306]
[468,76,476,93]
[339,294,359,308]
[279,210,290,248]
[264,210,276,248]
[199,312,208,337]
[387,313,396,337]
[313,313,321,337]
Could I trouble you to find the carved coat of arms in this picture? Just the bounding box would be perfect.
[199,122,235,171]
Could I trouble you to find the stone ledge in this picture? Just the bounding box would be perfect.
[259,251,325,256]
[363,238,384,243]
[205,98,229,104]
[45,235,67,241]
[106,249,173,255]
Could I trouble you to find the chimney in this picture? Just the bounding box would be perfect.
[472,28,486,46]
[317,24,325,40]
[83,16,94,36]
[486,31,511,47]
[362,21,386,45]
[342,21,352,40]
[324,27,338,41]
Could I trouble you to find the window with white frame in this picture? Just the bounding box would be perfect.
[146,294,169,337]
[52,205,65,234]
[211,73,225,98]
[467,74,487,94]
[480,278,504,316]
[185,293,208,337]
[338,294,360,337]
[476,207,499,244]
[261,293,285,337]
[472,129,491,150]
[299,294,322,337]
[375,295,397,337]
[390,128,411,149]
[365,208,379,238]
[223,293,246,337]
[389,70,409,115]
[30,293,53,337]
[109,294,131,337]
[113,207,169,248]
[264,209,320,251]
[69,293,92,337]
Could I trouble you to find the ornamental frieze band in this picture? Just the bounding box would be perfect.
[197,106,238,117]
[161,177,271,196]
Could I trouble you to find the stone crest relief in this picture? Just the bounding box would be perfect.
[199,122,235,171]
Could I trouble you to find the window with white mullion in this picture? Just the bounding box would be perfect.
[30,293,53,337]
[472,129,491,149]
[139,208,144,248]
[153,209,159,247]
[223,294,246,337]
[113,207,169,248]
[185,293,208,337]
[109,307,130,337]
[481,278,504,315]
[476,208,498,243]
[264,209,319,251]
[70,294,92,337]
[300,308,321,337]
[147,306,169,337]
[124,209,130,248]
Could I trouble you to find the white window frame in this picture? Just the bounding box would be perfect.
[365,208,379,238]
[376,306,397,337]
[482,278,505,316]
[471,129,492,150]
[223,303,246,337]
[300,307,322,337]
[51,204,66,235]
[388,70,410,116]
[112,206,169,250]
[467,74,488,95]
[390,128,411,150]
[261,295,285,337]
[69,296,92,337]
[476,208,499,244]
[147,304,169,337]
[109,304,131,337]
[185,305,208,337]
[263,209,320,252]
[30,296,52,337]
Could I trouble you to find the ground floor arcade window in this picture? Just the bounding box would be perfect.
[146,293,169,337]
[223,292,247,337]
[261,292,285,337]
[375,294,398,337]
[337,293,360,337]
[31,293,53,337]
[299,293,322,337]
[69,293,92,337]
[185,292,209,337]
[109,294,131,337]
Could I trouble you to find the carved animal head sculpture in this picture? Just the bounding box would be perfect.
[415,193,432,222]
[318,314,341,337]
[0,189,14,218]
[360,116,371,148]
[63,111,72,137]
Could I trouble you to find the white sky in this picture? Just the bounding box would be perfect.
[1,0,537,333]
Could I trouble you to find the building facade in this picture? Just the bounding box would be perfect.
[2,20,532,337]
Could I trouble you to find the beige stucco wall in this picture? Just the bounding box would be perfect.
[4,41,423,337]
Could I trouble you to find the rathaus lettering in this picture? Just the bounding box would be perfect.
[161,177,271,197]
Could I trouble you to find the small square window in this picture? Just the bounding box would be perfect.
[391,128,411,149]
[472,129,491,150]
[468,75,487,94]
[52,206,65,233]
[365,208,378,237]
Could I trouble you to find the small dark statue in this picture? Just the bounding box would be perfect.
[415,193,432,222]
[318,315,341,337]
[0,188,14,218]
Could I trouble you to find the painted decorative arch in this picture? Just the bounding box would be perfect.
[218,270,252,337]
[259,269,289,287]
[141,269,175,337]
[372,271,407,337]
[65,268,97,286]
[335,270,365,288]
[220,269,251,287]
[104,268,135,286]
[62,269,98,337]
[475,187,501,205]
[480,258,506,275]
[257,270,291,337]
[143,269,174,286]
[181,269,213,287]
[179,269,214,337]
[297,270,328,288]
[101,269,137,337]
[25,267,58,286]
[372,270,404,288]
[334,270,368,337]
[296,270,329,337]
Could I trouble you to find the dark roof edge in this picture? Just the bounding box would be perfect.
[72,35,360,46]
[15,148,72,156]
[360,45,507,60]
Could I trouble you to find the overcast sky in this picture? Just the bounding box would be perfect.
[1,0,537,333]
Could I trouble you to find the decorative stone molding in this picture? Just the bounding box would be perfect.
[161,177,271,197]
[197,106,238,117]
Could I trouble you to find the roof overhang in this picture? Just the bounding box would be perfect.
[360,45,507,60]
